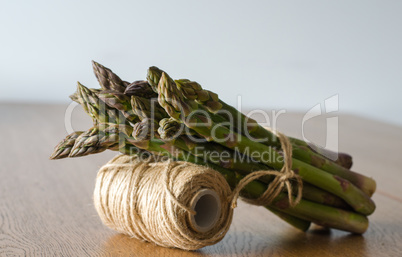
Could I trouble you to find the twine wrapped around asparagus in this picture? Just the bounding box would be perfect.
[51,61,376,238]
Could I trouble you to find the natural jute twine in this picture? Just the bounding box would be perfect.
[93,131,302,250]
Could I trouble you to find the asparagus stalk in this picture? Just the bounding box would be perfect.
[146,66,163,93]
[118,143,151,157]
[291,144,375,196]
[299,141,353,169]
[72,82,119,125]
[92,61,129,93]
[68,127,114,157]
[50,127,118,159]
[73,83,102,123]
[124,80,158,99]
[98,91,140,124]
[50,131,83,159]
[131,95,169,122]
[157,72,375,215]
[49,125,148,159]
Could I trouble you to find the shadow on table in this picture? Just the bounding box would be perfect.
[273,225,367,256]
[207,225,366,256]
[101,234,205,257]
[101,226,366,256]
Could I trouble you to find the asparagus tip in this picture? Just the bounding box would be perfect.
[92,60,101,68]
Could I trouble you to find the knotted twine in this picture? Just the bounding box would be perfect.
[93,131,302,250]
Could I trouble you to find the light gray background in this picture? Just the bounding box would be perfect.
[1,0,401,126]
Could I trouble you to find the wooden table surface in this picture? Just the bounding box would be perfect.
[1,103,401,256]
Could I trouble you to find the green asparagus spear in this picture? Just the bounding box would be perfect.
[98,91,139,123]
[146,66,164,93]
[124,80,158,99]
[68,127,117,157]
[92,61,129,93]
[49,125,147,159]
[72,82,119,125]
[301,141,353,169]
[50,131,83,159]
[291,144,375,196]
[131,95,169,122]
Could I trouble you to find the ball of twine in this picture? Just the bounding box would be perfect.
[93,131,302,250]
[94,154,234,250]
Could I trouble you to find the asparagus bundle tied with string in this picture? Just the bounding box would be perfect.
[51,61,376,234]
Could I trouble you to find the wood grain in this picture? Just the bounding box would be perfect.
[0,103,401,256]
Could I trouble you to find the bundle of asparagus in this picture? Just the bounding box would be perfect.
[51,61,376,234]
